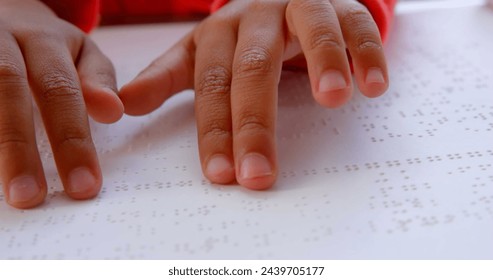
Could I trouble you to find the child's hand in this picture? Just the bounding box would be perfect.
[120,0,389,190]
[0,0,123,208]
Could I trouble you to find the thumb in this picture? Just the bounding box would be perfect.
[119,32,196,116]
[78,37,124,124]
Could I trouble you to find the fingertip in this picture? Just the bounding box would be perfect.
[314,70,352,108]
[6,176,46,209]
[84,86,124,123]
[119,77,166,116]
[8,196,45,210]
[360,67,389,98]
[65,167,101,200]
[237,153,276,190]
[205,154,236,184]
[363,82,389,98]
[240,176,276,191]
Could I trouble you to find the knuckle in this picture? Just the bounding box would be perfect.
[235,46,273,76]
[290,0,321,14]
[245,0,284,11]
[0,59,26,84]
[339,6,382,52]
[340,5,373,27]
[237,112,270,133]
[63,24,85,38]
[21,29,62,44]
[355,38,382,53]
[197,65,231,97]
[38,72,81,101]
[0,127,29,152]
[307,27,344,51]
[54,127,91,153]
[203,14,231,28]
[201,123,232,140]
[288,1,344,51]
[23,24,83,45]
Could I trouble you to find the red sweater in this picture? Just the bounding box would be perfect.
[41,0,396,41]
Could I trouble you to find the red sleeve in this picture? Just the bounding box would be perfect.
[359,0,397,42]
[40,0,100,33]
[210,0,229,13]
[212,0,396,43]
[41,0,396,41]
[41,0,226,33]
[101,0,219,19]
[214,0,397,42]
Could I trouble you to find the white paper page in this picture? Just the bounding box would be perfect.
[0,5,492,259]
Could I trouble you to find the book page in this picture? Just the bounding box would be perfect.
[0,5,492,259]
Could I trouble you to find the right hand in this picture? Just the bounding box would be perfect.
[119,0,389,190]
[0,0,123,209]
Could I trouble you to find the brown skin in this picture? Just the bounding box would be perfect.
[0,0,123,209]
[120,0,389,190]
[0,0,388,209]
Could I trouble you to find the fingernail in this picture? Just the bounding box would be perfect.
[366,67,385,84]
[319,70,348,93]
[206,154,234,179]
[8,176,40,204]
[240,153,272,180]
[68,167,97,194]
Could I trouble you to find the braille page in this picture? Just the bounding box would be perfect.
[1,6,492,259]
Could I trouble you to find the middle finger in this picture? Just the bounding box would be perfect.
[231,1,287,190]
